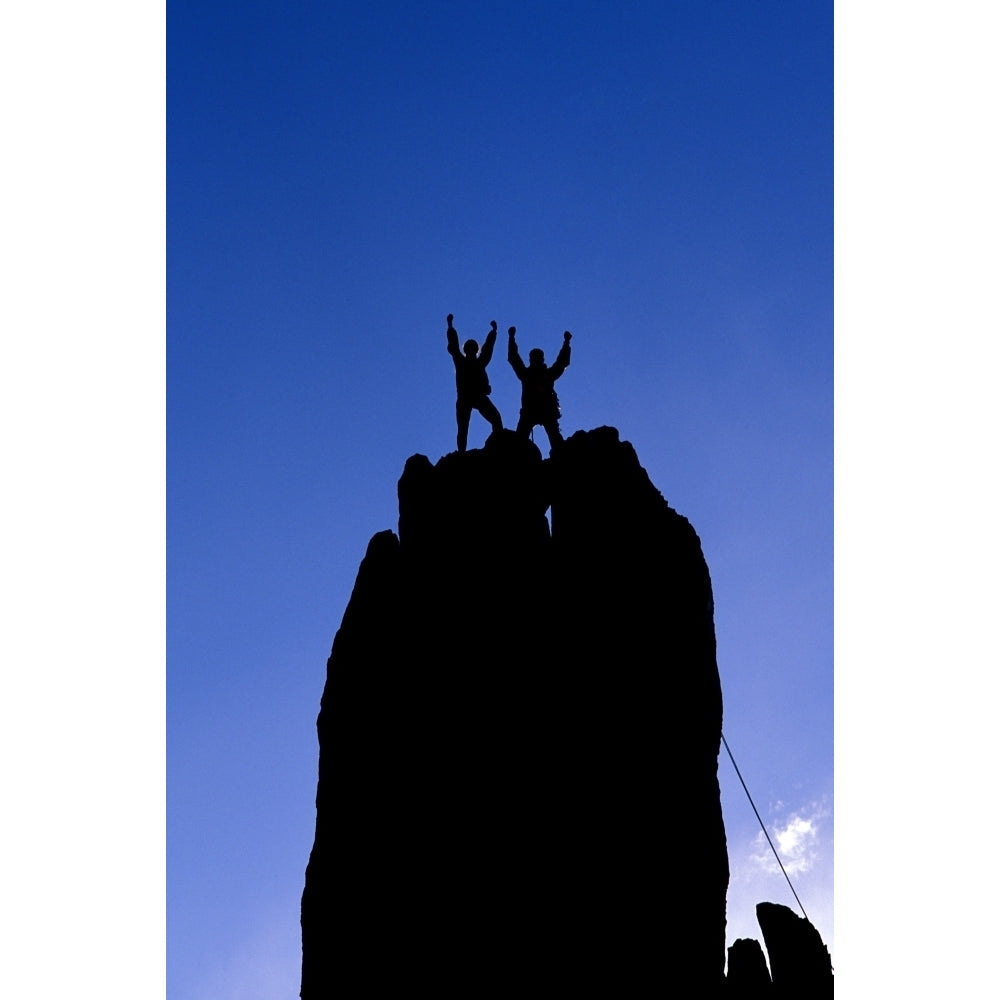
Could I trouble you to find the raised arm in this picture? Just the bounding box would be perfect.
[479,320,498,366]
[446,313,460,360]
[551,330,572,380]
[507,326,526,377]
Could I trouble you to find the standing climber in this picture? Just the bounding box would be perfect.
[447,313,504,452]
[507,326,572,449]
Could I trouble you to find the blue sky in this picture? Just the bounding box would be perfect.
[167,3,831,994]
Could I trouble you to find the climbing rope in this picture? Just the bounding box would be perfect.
[721,732,811,925]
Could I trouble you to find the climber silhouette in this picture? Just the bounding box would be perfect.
[507,326,572,449]
[447,314,503,452]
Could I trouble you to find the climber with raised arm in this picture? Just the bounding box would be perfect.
[507,326,572,450]
[447,313,504,452]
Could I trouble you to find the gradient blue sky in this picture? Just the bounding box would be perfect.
[167,3,831,995]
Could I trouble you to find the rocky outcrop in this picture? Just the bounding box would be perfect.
[726,937,773,996]
[301,427,728,995]
[724,904,834,997]
[755,902,833,998]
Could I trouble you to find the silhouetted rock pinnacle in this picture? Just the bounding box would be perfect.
[301,427,729,995]
[726,936,773,996]
[754,902,833,998]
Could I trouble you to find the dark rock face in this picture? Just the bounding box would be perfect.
[755,902,833,998]
[301,427,729,995]
[726,937,773,996]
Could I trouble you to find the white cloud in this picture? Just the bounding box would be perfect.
[749,800,829,877]
[777,815,816,860]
